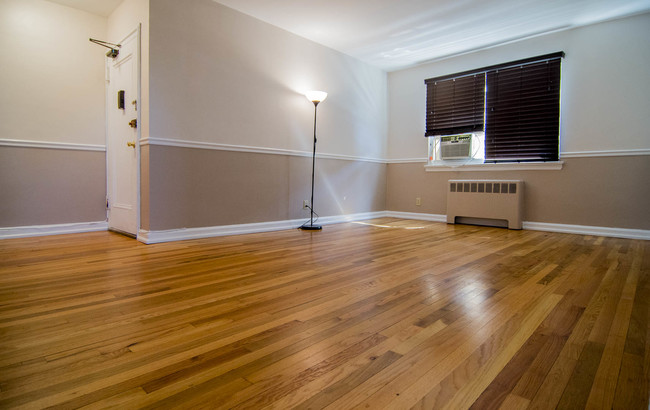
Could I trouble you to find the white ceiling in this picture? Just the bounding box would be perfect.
[45,0,123,17]
[214,0,650,71]
[48,0,650,71]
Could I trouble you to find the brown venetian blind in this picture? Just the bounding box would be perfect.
[424,52,564,162]
[485,57,562,162]
[425,73,485,136]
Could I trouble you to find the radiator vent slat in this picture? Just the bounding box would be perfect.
[447,180,524,229]
[450,182,520,194]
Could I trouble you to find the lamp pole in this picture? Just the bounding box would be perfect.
[301,91,327,231]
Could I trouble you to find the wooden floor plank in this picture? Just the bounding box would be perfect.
[475,246,603,407]
[416,293,562,410]
[584,249,642,409]
[0,218,648,409]
[526,250,632,410]
[329,262,564,409]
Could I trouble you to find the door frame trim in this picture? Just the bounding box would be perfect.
[105,25,141,238]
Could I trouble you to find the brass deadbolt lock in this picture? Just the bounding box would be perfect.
[129,119,137,128]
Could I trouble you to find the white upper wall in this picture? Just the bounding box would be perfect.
[0,0,107,145]
[387,12,650,160]
[149,0,388,159]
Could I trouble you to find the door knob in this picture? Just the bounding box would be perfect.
[129,119,137,128]
[127,141,136,148]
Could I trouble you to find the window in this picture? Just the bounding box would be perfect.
[425,52,564,164]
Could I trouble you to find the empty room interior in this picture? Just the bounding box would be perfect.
[1,0,649,408]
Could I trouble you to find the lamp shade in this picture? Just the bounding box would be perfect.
[305,90,327,103]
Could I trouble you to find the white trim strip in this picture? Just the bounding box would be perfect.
[138,211,388,244]
[139,212,649,243]
[385,158,428,164]
[522,221,650,241]
[0,139,106,152]
[0,221,108,239]
[383,211,649,240]
[141,137,385,164]
[3,214,645,242]
[388,150,650,164]
[384,211,447,222]
[2,138,647,160]
[560,149,650,158]
[425,161,564,172]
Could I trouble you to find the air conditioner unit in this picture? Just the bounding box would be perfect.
[440,134,472,159]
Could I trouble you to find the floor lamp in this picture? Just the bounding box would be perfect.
[300,90,327,231]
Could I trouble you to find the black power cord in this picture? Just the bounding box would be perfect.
[299,205,320,230]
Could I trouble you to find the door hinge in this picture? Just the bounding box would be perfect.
[106,198,110,209]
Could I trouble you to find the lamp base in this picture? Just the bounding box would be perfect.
[300,225,322,231]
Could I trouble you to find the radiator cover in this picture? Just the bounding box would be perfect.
[447,180,524,229]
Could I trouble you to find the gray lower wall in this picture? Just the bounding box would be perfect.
[0,146,107,227]
[146,145,387,231]
[140,144,151,231]
[387,156,650,230]
[3,146,647,233]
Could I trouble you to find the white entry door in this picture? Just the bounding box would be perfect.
[107,28,140,236]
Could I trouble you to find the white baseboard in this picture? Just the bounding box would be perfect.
[137,211,389,244]
[384,211,447,223]
[3,214,647,243]
[522,221,650,240]
[0,221,108,239]
[385,211,649,240]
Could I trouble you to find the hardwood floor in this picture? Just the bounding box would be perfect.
[0,218,648,409]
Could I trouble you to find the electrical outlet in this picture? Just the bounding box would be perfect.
[416,197,421,206]
[303,199,310,209]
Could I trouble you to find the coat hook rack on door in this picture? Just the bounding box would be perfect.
[89,38,121,58]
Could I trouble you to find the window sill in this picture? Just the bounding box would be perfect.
[425,161,564,172]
